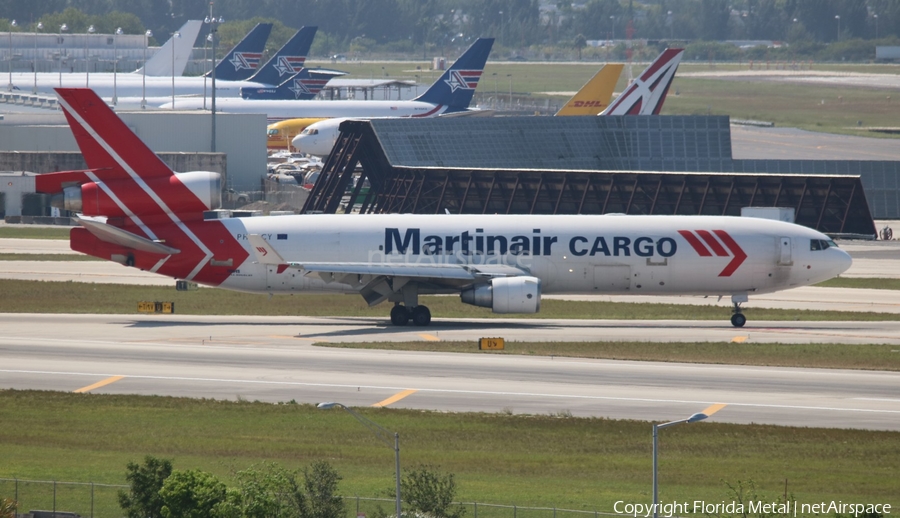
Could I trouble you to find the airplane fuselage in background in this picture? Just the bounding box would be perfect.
[160,98,463,122]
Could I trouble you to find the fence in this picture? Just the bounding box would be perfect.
[0,479,629,518]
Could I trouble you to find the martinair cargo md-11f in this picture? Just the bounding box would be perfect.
[39,89,852,328]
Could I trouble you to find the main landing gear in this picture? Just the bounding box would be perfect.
[730,302,747,328]
[390,304,432,327]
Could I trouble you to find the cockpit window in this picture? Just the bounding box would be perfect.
[300,128,318,135]
[267,129,279,136]
[810,239,837,251]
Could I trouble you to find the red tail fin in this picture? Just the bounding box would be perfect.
[56,88,173,180]
[601,48,683,116]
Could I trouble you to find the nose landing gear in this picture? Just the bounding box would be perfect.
[730,302,746,327]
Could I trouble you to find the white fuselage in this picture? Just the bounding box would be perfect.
[208,214,851,299]
[159,98,450,122]
[292,117,351,156]
[10,72,269,102]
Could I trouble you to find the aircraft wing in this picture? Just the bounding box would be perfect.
[248,234,527,304]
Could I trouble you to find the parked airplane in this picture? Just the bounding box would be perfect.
[38,88,852,328]
[240,68,345,100]
[10,22,277,106]
[293,49,682,156]
[555,63,623,116]
[206,23,273,81]
[160,37,495,122]
[240,25,316,85]
[601,48,683,115]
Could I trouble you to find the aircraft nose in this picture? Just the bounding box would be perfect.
[833,248,853,276]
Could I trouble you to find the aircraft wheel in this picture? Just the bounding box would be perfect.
[390,305,410,326]
[730,313,747,328]
[411,305,432,327]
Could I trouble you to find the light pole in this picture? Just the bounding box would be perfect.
[85,25,94,87]
[32,22,42,93]
[498,10,503,47]
[317,402,401,518]
[170,30,180,109]
[874,14,879,40]
[203,32,212,109]
[667,10,674,39]
[507,73,512,106]
[206,6,224,152]
[7,19,16,92]
[835,15,841,42]
[57,23,67,87]
[113,27,122,105]
[652,411,712,518]
[142,29,151,108]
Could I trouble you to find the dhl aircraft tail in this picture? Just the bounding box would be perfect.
[555,63,623,116]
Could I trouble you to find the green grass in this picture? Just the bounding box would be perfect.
[0,391,897,518]
[816,277,900,290]
[0,279,898,322]
[0,227,70,239]
[314,60,900,137]
[320,341,900,371]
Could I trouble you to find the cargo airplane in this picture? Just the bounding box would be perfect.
[160,38,495,122]
[38,88,852,328]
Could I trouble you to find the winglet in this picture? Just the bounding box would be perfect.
[247,26,318,86]
[211,23,274,81]
[556,63,624,116]
[601,48,683,116]
[413,38,494,112]
[248,234,286,265]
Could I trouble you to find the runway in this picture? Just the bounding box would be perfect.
[1,314,898,431]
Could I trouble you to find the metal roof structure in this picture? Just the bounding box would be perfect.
[301,116,880,237]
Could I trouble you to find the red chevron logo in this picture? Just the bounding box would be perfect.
[677,230,747,277]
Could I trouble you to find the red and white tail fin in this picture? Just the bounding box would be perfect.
[35,88,246,286]
[601,48,683,116]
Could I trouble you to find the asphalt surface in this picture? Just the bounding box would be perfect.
[2,313,898,431]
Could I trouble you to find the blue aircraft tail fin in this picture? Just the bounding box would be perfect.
[210,23,273,81]
[413,38,493,112]
[247,26,318,86]
[240,68,342,100]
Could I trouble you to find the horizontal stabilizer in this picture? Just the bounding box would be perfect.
[77,216,180,255]
[248,234,287,264]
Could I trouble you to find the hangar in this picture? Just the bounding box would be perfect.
[302,116,880,237]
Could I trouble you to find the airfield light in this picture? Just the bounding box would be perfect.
[317,402,402,518]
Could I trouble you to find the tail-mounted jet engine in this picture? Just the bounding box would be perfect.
[51,171,221,217]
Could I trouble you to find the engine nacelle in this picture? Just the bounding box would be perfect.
[460,276,541,314]
[51,171,221,217]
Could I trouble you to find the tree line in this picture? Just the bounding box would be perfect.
[1,0,896,60]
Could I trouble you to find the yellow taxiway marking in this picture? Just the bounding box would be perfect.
[74,375,125,394]
[372,389,418,408]
[419,333,441,342]
[731,336,748,343]
[702,403,727,417]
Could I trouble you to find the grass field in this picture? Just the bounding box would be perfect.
[310,60,900,136]
[0,391,897,518]
[320,341,900,371]
[0,253,98,261]
[0,227,70,240]
[0,279,897,322]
